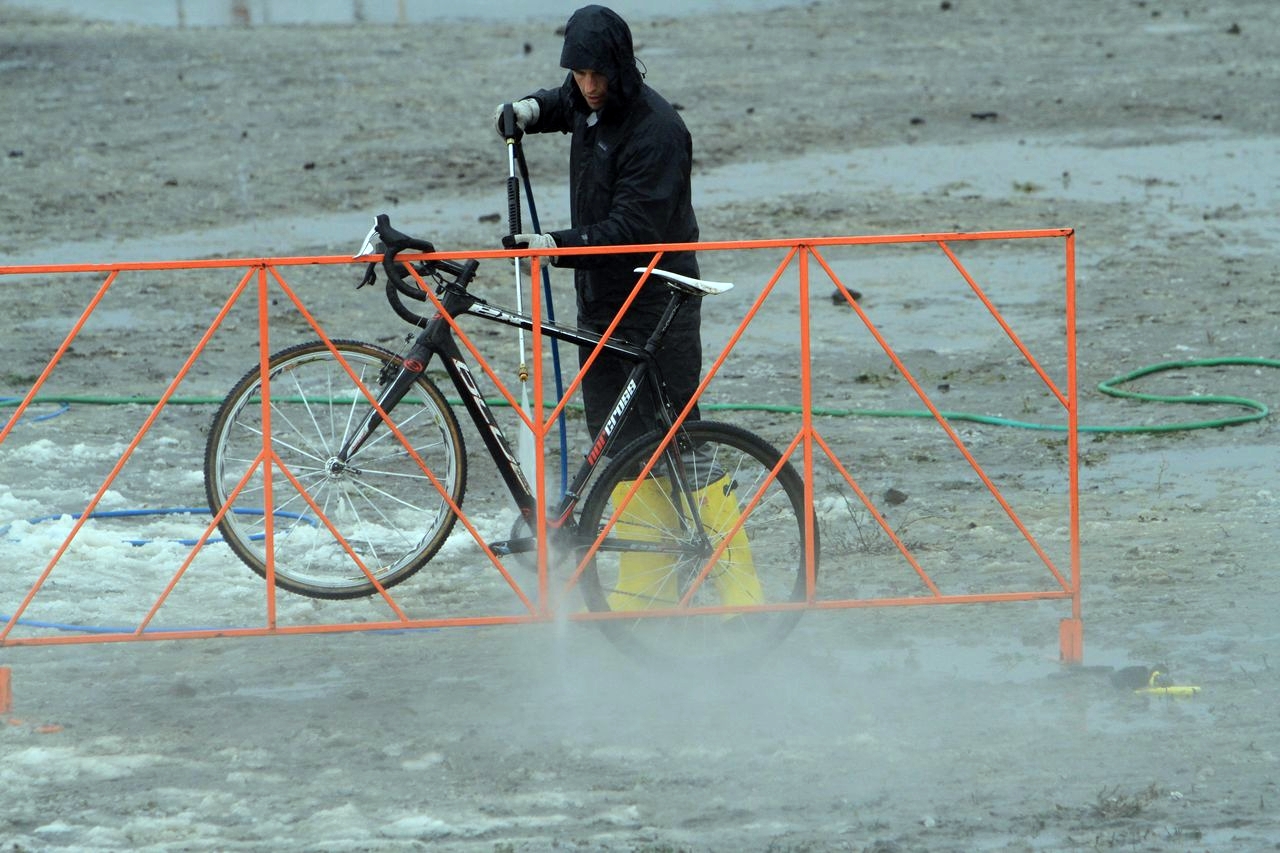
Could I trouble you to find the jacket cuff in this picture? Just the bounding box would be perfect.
[550,228,584,249]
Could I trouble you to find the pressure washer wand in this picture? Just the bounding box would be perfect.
[501,104,538,489]
[514,136,570,496]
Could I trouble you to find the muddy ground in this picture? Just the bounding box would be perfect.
[1,1,1279,850]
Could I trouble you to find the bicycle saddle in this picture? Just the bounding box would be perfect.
[634,267,734,296]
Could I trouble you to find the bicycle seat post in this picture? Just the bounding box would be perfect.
[641,288,689,356]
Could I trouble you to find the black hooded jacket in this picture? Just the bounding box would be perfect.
[525,5,700,325]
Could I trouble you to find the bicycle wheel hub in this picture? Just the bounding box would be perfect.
[324,456,361,479]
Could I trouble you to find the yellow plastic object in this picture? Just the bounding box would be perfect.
[606,479,679,610]
[1136,685,1202,697]
[694,477,764,608]
[1134,670,1201,697]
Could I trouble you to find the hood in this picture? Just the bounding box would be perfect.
[559,5,643,109]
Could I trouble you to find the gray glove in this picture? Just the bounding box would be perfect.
[513,232,557,250]
[493,99,540,136]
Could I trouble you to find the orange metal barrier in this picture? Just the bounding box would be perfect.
[0,229,1081,659]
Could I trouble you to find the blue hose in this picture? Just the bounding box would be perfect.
[0,613,231,635]
[3,506,316,547]
[1,396,70,427]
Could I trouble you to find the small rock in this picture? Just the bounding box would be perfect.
[1110,665,1169,690]
[169,680,198,698]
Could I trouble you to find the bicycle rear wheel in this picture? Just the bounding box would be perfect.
[204,339,466,599]
[578,421,816,662]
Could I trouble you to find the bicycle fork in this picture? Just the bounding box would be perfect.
[333,308,458,466]
[332,351,425,467]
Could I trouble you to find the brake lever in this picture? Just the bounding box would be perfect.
[357,262,377,289]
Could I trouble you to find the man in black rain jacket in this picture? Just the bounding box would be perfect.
[497,4,703,452]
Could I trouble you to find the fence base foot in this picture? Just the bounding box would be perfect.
[0,666,11,715]
[1059,618,1084,664]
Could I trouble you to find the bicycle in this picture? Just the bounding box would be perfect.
[203,215,818,659]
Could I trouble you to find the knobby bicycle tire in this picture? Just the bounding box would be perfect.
[203,339,467,599]
[577,421,817,662]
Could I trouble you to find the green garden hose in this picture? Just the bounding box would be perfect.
[3,357,1276,435]
[712,356,1277,434]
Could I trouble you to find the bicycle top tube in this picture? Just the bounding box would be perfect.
[368,214,706,364]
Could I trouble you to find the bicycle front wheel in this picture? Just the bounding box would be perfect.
[204,339,467,599]
[578,421,816,662]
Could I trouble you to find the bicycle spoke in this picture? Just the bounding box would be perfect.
[228,411,332,470]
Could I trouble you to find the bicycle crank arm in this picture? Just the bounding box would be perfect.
[487,536,537,557]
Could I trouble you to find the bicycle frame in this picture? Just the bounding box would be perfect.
[335,262,701,556]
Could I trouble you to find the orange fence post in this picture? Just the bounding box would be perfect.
[1060,618,1084,664]
[1063,229,1083,662]
[0,666,12,714]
